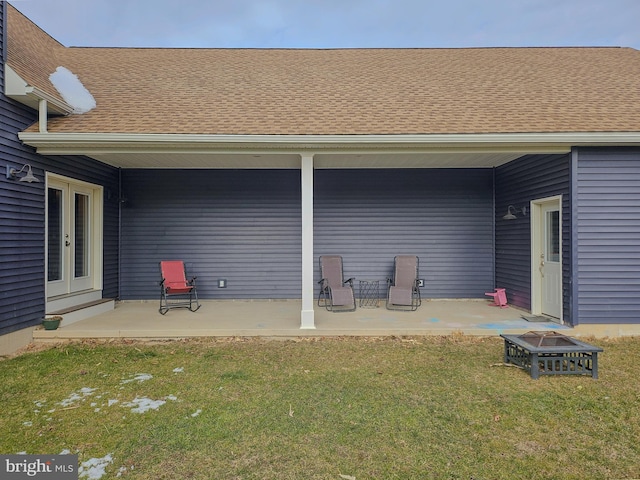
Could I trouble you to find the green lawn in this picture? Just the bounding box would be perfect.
[1,336,638,479]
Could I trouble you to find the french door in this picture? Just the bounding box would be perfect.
[47,177,101,298]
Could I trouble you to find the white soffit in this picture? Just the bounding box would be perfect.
[91,153,303,169]
[88,151,525,169]
[314,152,525,168]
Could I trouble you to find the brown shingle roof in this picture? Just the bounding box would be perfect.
[7,5,66,103]
[8,4,640,136]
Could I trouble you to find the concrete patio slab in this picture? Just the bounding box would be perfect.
[31,298,634,343]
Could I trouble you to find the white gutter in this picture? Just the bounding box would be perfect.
[28,86,72,115]
[5,65,73,116]
[17,131,640,156]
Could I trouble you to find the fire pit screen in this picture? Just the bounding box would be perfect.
[518,331,577,348]
[500,331,603,379]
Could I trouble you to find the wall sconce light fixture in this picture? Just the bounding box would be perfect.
[6,164,40,183]
[502,205,527,220]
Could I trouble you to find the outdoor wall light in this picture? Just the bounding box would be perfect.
[502,205,527,220]
[6,163,40,183]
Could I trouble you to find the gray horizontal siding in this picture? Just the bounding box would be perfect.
[495,154,571,314]
[1,79,119,333]
[315,169,495,298]
[575,148,640,324]
[119,169,302,299]
[0,84,47,331]
[0,132,120,334]
[120,168,496,300]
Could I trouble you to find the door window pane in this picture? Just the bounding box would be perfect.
[74,193,90,278]
[546,210,560,262]
[48,188,63,282]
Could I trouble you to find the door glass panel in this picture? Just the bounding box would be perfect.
[546,210,560,262]
[48,188,63,282]
[74,193,90,278]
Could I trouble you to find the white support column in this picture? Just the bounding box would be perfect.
[300,153,316,329]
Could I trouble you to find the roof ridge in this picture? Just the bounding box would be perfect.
[61,45,626,52]
[6,2,68,103]
[7,3,66,49]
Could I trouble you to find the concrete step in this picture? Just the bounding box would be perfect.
[46,298,115,327]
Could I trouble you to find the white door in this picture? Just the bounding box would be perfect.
[47,179,96,297]
[540,203,562,319]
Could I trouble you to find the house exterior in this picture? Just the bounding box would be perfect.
[2,3,640,352]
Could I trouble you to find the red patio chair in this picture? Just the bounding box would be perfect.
[386,255,421,311]
[318,255,356,312]
[159,260,200,314]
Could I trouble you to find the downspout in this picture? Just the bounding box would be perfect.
[118,167,122,300]
[38,98,47,133]
[492,167,496,288]
[570,148,579,326]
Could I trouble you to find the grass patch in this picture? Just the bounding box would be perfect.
[1,336,639,479]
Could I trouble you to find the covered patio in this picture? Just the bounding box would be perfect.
[39,147,555,331]
[34,299,588,342]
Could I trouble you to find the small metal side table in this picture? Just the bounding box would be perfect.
[358,280,380,308]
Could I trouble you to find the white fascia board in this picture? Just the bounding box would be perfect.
[17,131,640,156]
[5,64,73,115]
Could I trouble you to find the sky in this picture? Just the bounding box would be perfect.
[8,0,640,50]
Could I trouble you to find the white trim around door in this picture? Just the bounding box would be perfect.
[46,174,103,305]
[531,195,563,323]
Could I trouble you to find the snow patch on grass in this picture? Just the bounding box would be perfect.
[121,373,153,384]
[59,387,97,407]
[79,453,113,479]
[121,397,165,413]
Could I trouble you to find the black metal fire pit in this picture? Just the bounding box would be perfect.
[500,331,603,380]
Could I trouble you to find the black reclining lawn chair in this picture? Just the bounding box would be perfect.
[318,255,356,312]
[159,260,201,314]
[386,255,421,311]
